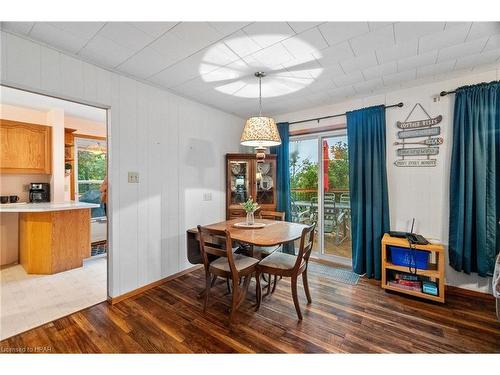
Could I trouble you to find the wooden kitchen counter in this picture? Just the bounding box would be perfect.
[0,202,99,274]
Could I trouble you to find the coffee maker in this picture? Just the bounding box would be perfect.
[29,183,50,203]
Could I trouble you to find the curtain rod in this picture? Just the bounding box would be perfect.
[288,102,404,125]
[440,90,456,96]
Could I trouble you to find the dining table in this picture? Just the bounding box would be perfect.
[186,218,309,265]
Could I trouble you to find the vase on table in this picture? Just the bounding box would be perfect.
[246,211,255,225]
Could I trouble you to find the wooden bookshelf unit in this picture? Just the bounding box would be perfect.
[381,233,445,303]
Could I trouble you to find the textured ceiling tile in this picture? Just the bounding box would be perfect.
[382,69,416,86]
[250,43,295,67]
[484,34,500,52]
[79,35,136,67]
[340,52,378,73]
[116,46,174,78]
[318,22,369,46]
[394,22,445,44]
[223,30,263,58]
[314,42,355,67]
[416,60,456,78]
[30,23,89,54]
[207,22,251,37]
[243,22,295,49]
[350,25,395,55]
[130,22,178,38]
[397,51,438,72]
[281,27,328,58]
[49,22,105,40]
[376,39,418,64]
[353,77,384,93]
[368,22,394,31]
[466,22,500,41]
[455,49,500,70]
[362,61,397,80]
[444,22,472,31]
[317,63,344,78]
[333,71,364,87]
[0,22,34,35]
[419,23,470,53]
[437,37,489,62]
[97,22,154,51]
[287,22,323,34]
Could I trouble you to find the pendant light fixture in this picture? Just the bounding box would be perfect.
[240,72,281,162]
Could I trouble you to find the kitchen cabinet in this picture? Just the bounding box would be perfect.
[0,119,52,174]
[226,153,277,219]
[0,202,99,274]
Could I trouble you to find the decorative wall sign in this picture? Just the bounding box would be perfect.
[398,127,441,139]
[394,159,437,167]
[394,103,443,168]
[393,137,443,146]
[396,115,442,129]
[397,147,439,156]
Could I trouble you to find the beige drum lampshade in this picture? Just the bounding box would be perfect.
[240,116,281,147]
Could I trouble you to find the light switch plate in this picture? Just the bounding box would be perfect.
[128,172,139,183]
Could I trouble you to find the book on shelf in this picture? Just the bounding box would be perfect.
[397,279,421,287]
[393,272,419,281]
[388,281,421,292]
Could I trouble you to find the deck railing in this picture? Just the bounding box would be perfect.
[291,188,349,204]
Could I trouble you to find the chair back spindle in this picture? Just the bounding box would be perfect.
[197,226,239,281]
[293,224,316,271]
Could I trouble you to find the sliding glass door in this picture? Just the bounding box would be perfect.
[290,131,351,264]
[290,137,320,253]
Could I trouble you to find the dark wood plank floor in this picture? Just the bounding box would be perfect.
[1,266,499,353]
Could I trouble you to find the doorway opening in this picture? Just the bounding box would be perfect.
[0,85,109,340]
[289,130,352,265]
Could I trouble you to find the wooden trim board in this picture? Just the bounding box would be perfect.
[73,133,106,141]
[107,265,202,305]
[290,123,346,136]
[445,285,495,300]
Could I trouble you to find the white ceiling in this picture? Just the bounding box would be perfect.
[0,85,107,123]
[1,22,500,117]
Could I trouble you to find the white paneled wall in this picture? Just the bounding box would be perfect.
[276,66,500,293]
[0,31,243,297]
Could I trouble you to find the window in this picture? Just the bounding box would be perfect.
[74,137,107,218]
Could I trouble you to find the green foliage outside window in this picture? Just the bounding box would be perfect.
[77,150,106,196]
[328,141,349,190]
[78,151,106,181]
[290,141,349,201]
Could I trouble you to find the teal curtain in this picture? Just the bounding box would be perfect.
[449,81,500,277]
[270,122,294,254]
[347,105,390,279]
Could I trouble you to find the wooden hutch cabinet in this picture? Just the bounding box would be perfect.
[226,153,277,219]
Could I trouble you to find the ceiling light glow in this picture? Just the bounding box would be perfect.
[200,34,323,98]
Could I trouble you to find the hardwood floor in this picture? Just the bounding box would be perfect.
[1,266,499,353]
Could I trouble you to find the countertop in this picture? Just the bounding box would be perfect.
[0,201,100,213]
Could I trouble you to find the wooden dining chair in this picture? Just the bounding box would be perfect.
[258,210,285,221]
[253,210,286,258]
[255,224,316,320]
[197,225,259,323]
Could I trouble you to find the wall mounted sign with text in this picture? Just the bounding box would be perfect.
[394,103,444,168]
[396,115,442,129]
